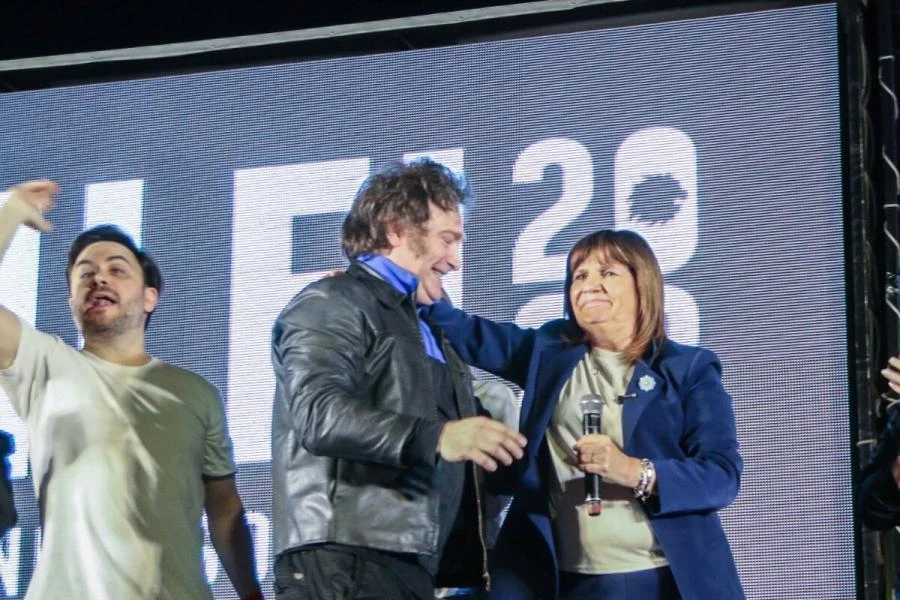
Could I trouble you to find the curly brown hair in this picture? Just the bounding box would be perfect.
[341,158,469,259]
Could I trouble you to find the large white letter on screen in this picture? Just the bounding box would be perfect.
[83,179,145,244]
[511,138,594,328]
[228,159,370,463]
[614,127,697,273]
[615,127,699,344]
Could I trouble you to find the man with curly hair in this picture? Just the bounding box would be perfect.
[271,159,526,599]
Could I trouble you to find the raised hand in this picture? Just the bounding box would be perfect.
[438,416,527,471]
[5,180,60,233]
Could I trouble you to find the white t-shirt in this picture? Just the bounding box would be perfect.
[0,322,236,600]
[547,347,668,574]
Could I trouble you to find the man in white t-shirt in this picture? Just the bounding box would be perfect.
[0,180,263,600]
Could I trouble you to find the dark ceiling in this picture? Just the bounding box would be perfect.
[0,1,585,61]
[0,0,894,92]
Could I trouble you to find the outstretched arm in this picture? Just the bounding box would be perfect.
[420,301,536,388]
[0,180,59,370]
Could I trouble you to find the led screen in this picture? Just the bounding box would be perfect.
[0,3,848,598]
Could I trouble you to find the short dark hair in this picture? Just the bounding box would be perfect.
[341,158,469,260]
[66,225,163,328]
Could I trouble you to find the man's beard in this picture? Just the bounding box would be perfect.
[77,303,142,339]
[80,315,129,338]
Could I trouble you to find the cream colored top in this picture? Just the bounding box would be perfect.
[547,347,668,574]
[0,322,236,600]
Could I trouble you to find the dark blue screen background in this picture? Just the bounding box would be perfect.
[0,4,849,598]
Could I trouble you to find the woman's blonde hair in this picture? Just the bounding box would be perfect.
[562,229,666,363]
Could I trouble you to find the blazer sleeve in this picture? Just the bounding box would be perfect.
[422,301,537,389]
[648,349,743,516]
[858,408,900,530]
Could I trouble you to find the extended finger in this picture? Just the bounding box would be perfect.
[578,461,605,476]
[500,437,525,460]
[474,430,520,464]
[492,431,526,459]
[33,215,54,233]
[882,367,900,385]
[478,418,527,448]
[478,417,519,435]
[468,449,498,472]
[38,196,55,211]
[15,180,60,194]
[482,441,516,466]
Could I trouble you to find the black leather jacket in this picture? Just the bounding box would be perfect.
[859,406,900,529]
[271,262,487,571]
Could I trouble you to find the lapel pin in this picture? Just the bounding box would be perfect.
[638,375,656,392]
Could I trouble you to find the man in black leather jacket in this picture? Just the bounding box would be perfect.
[271,158,527,600]
[860,356,900,529]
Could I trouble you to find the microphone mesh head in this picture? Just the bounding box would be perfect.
[580,394,603,416]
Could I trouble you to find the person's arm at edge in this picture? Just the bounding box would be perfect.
[859,404,900,529]
[203,475,262,600]
[857,359,900,529]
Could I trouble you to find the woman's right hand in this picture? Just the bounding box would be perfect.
[574,434,644,489]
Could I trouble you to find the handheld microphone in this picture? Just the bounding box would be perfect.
[580,394,604,517]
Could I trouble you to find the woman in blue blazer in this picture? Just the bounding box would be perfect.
[422,230,744,600]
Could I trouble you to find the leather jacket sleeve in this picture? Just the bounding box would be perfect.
[859,408,900,530]
[273,283,435,468]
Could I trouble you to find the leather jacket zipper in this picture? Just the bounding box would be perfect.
[472,462,491,591]
[416,295,490,589]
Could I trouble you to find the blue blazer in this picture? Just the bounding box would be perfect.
[423,302,745,600]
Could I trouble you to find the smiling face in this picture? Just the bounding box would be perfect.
[568,250,639,345]
[68,241,158,338]
[384,203,462,303]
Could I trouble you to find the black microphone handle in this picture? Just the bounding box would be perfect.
[583,412,603,515]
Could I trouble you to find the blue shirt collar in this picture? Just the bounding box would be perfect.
[357,253,419,296]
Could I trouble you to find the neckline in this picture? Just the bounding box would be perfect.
[82,351,158,371]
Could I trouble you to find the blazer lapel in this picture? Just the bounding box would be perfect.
[521,341,587,450]
[622,359,663,452]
